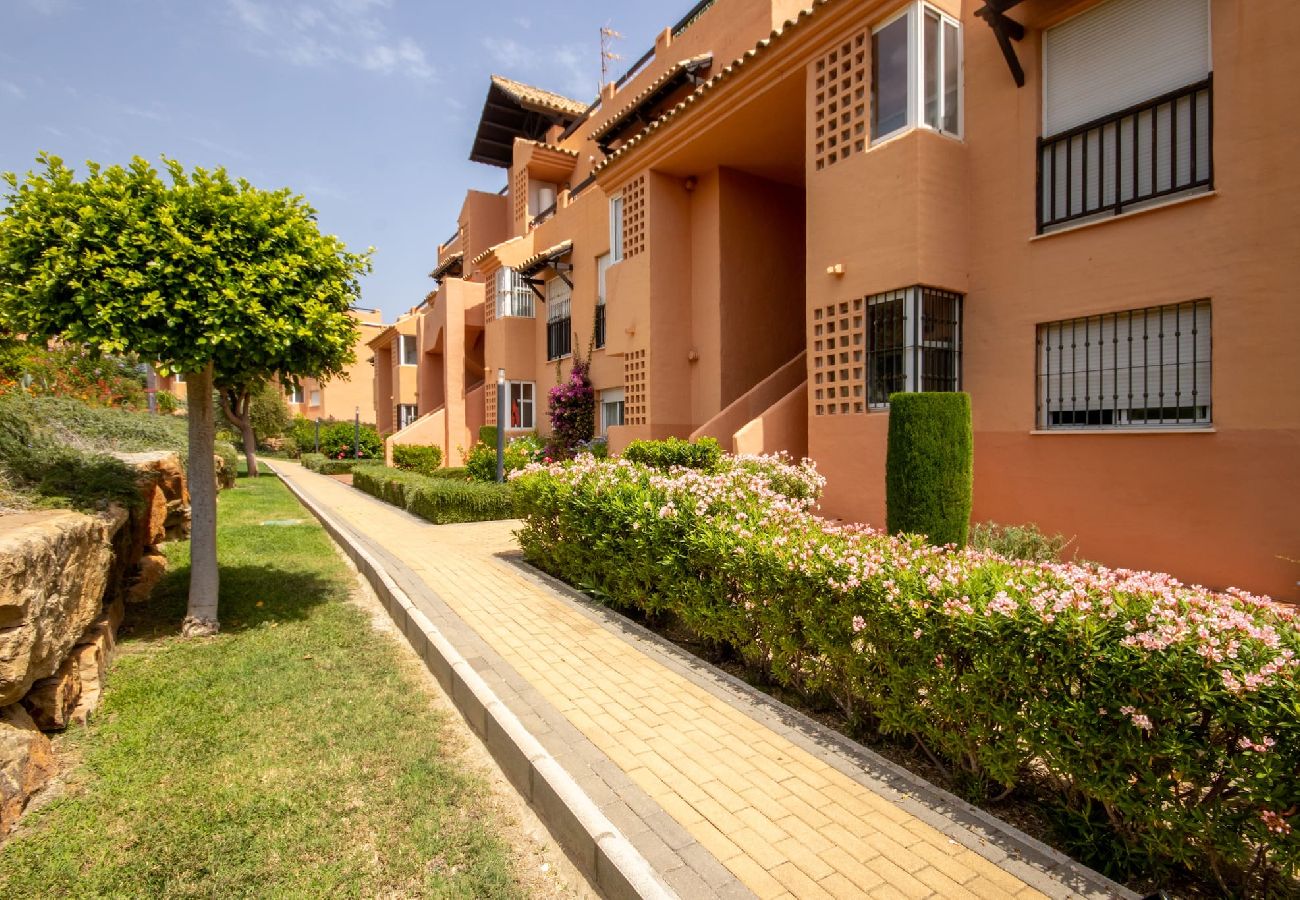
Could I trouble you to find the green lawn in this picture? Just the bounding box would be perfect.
[0,473,523,898]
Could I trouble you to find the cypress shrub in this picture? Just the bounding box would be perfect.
[885,392,972,547]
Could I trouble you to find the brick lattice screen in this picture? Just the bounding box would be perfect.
[622,175,646,259]
[624,349,648,425]
[812,299,865,416]
[513,167,529,228]
[813,32,867,172]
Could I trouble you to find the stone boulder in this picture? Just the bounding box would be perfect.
[108,451,191,545]
[21,654,81,731]
[126,550,168,604]
[0,704,55,834]
[0,510,115,707]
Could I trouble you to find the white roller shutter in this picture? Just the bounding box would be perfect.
[1043,0,1210,136]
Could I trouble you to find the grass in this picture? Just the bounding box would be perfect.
[0,473,524,898]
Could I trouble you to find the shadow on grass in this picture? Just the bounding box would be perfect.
[120,561,342,642]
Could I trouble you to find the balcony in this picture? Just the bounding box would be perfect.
[1037,78,1213,233]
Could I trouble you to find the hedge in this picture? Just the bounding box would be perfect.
[300,453,359,476]
[622,436,722,472]
[352,465,515,524]
[511,454,1299,893]
[392,443,443,475]
[886,392,972,547]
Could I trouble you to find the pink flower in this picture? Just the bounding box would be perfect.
[1260,810,1292,836]
[851,615,865,633]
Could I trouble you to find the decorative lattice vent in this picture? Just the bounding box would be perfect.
[624,349,648,425]
[813,32,867,172]
[623,175,646,259]
[484,273,496,324]
[812,298,865,416]
[485,378,497,425]
[512,167,529,227]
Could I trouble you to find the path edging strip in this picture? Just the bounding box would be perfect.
[269,463,677,900]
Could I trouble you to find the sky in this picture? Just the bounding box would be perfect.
[0,0,669,321]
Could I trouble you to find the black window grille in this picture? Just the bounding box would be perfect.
[867,286,963,407]
[595,303,606,349]
[1038,77,1213,233]
[1037,300,1211,430]
[547,317,572,361]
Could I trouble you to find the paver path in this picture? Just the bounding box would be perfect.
[274,463,1123,900]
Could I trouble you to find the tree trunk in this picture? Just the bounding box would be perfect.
[183,362,220,637]
[219,386,258,478]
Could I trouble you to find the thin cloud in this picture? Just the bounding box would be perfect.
[226,0,434,81]
[481,36,595,103]
[1,80,25,100]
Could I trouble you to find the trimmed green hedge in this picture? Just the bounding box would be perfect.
[886,392,973,547]
[300,453,359,476]
[392,443,443,475]
[512,455,1300,894]
[622,436,722,472]
[352,465,514,524]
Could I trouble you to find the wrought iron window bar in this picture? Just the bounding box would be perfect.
[594,303,606,349]
[1038,77,1213,233]
[1036,300,1211,430]
[547,317,572,361]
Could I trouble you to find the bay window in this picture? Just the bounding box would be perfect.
[871,3,961,143]
[495,267,535,319]
[866,286,962,407]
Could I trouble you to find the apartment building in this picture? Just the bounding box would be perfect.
[368,311,421,435]
[398,0,1300,599]
[285,307,386,424]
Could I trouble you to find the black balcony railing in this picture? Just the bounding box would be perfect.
[547,317,572,361]
[595,303,606,349]
[529,201,557,230]
[1037,77,1213,233]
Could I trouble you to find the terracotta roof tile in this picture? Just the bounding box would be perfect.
[591,54,714,143]
[491,75,588,119]
[517,240,574,277]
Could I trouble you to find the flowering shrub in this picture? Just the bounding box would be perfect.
[511,454,1299,892]
[317,421,382,460]
[464,433,544,483]
[546,359,594,458]
[0,342,147,408]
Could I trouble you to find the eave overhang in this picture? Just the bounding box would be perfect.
[470,76,587,168]
[591,54,714,152]
[429,251,464,283]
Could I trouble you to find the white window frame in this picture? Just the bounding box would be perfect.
[506,380,535,431]
[495,267,535,319]
[309,389,321,407]
[871,2,962,145]
[600,387,625,436]
[399,333,418,366]
[397,404,419,430]
[286,384,304,404]
[609,194,625,263]
[173,372,185,384]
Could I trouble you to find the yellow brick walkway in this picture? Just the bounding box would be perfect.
[279,464,1058,900]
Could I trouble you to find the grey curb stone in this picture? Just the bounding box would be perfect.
[270,464,677,900]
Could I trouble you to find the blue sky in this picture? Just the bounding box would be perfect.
[0,0,669,320]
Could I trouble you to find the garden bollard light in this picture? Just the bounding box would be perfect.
[354,407,361,460]
[314,417,321,454]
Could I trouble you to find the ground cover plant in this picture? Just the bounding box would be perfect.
[0,392,235,512]
[511,451,1300,896]
[0,474,523,897]
[353,465,514,524]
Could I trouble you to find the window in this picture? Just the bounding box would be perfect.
[866,286,962,407]
[507,381,535,430]
[399,334,418,366]
[528,179,557,225]
[609,194,625,262]
[495,267,535,318]
[309,390,321,407]
[1038,0,1212,231]
[871,3,961,143]
[1037,300,1210,430]
[173,372,185,384]
[398,404,419,430]
[601,388,625,436]
[546,277,572,361]
[595,253,611,349]
[286,384,304,404]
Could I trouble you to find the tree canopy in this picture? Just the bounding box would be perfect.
[0,153,369,380]
[0,153,371,635]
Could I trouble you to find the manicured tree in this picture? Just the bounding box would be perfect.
[885,392,973,547]
[0,154,369,635]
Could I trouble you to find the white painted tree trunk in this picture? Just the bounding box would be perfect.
[183,362,220,636]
